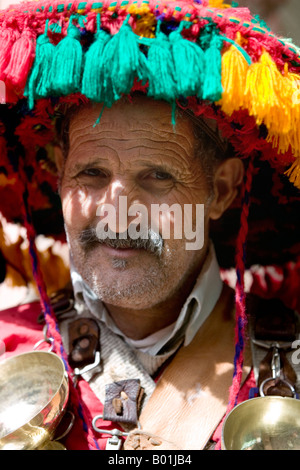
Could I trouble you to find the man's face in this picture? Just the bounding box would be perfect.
[59,97,216,310]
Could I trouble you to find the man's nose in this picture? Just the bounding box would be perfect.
[97,180,142,233]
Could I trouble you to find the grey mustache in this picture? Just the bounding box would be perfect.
[78,225,164,256]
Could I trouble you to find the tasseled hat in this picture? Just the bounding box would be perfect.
[0,0,300,449]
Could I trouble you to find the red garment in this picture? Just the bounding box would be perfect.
[0,301,255,450]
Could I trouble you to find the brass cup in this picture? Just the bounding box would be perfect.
[222,396,300,450]
[0,351,69,450]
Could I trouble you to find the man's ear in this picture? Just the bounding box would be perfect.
[208,158,244,220]
[54,145,65,175]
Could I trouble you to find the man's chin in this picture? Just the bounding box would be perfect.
[85,280,161,309]
[79,264,168,309]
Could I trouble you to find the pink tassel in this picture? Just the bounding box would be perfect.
[0,28,19,81]
[5,29,36,90]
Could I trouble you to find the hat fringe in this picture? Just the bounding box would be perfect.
[203,37,223,102]
[169,21,205,98]
[24,20,56,109]
[81,14,111,102]
[218,32,249,115]
[262,65,300,160]
[146,20,177,103]
[0,28,19,82]
[5,28,35,90]
[49,16,83,95]
[244,50,292,135]
[102,14,148,103]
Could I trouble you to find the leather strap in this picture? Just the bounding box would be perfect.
[41,286,101,376]
[124,284,251,450]
[68,317,100,372]
[49,284,75,317]
[103,379,144,425]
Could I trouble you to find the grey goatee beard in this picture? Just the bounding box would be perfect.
[69,225,170,307]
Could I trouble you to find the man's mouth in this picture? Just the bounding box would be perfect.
[100,244,144,258]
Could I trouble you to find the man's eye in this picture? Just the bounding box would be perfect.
[153,171,173,181]
[81,168,107,177]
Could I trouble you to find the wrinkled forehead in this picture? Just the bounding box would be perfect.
[64,95,227,160]
[68,95,195,146]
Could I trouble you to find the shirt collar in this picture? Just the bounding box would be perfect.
[71,242,223,356]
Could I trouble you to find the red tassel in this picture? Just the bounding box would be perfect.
[0,28,19,81]
[5,29,36,90]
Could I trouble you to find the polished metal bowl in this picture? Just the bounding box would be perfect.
[0,351,69,450]
[222,396,300,450]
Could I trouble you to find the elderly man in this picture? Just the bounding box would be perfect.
[55,97,242,338]
[51,95,245,449]
[0,0,299,452]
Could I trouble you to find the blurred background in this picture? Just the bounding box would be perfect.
[237,0,300,45]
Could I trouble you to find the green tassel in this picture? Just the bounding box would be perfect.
[81,14,111,101]
[146,21,177,103]
[50,16,83,96]
[99,14,147,106]
[24,20,55,109]
[200,26,223,102]
[169,22,205,98]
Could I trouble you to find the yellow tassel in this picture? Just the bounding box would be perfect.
[208,0,230,8]
[267,64,300,156]
[244,50,294,135]
[285,158,300,189]
[267,132,292,155]
[286,67,300,153]
[218,32,249,116]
